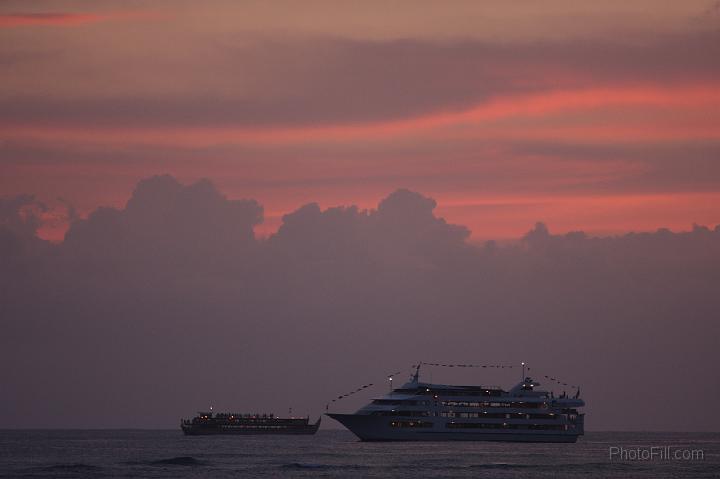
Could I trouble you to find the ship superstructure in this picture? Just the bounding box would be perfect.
[327,364,584,442]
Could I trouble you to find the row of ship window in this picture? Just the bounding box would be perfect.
[443,412,555,419]
[194,417,300,423]
[372,411,558,419]
[372,399,548,408]
[213,414,276,418]
[441,401,547,409]
[389,421,569,430]
[219,425,293,429]
[396,389,504,397]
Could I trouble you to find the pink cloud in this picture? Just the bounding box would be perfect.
[0,11,158,28]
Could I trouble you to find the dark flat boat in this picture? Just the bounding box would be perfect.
[181,411,321,435]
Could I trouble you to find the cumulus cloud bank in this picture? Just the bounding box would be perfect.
[1,176,718,431]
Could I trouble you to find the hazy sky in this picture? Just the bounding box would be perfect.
[1,2,720,432]
[1,0,719,240]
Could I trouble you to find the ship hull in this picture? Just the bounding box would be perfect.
[327,414,580,443]
[181,426,320,436]
[181,417,321,436]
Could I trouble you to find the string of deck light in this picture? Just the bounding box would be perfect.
[537,373,580,391]
[325,364,581,411]
[422,362,518,369]
[420,361,580,390]
[325,382,374,410]
[326,370,404,411]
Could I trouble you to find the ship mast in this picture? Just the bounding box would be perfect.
[411,362,421,383]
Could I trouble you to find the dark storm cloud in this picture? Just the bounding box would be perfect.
[0,37,513,127]
[505,140,720,193]
[270,189,470,266]
[0,194,50,258]
[2,31,719,128]
[1,176,719,431]
[0,194,43,238]
[63,175,263,265]
[4,137,720,200]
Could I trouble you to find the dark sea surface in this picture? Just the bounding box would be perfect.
[0,430,718,478]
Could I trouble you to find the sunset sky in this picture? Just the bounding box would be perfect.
[1,0,719,240]
[3,1,720,432]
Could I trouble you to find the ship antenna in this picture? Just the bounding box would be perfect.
[521,362,525,381]
[412,362,422,383]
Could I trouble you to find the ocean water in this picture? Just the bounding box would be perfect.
[0,430,717,478]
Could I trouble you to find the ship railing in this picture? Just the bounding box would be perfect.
[453,386,503,392]
[421,386,503,395]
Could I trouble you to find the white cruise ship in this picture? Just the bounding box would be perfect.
[327,364,585,442]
